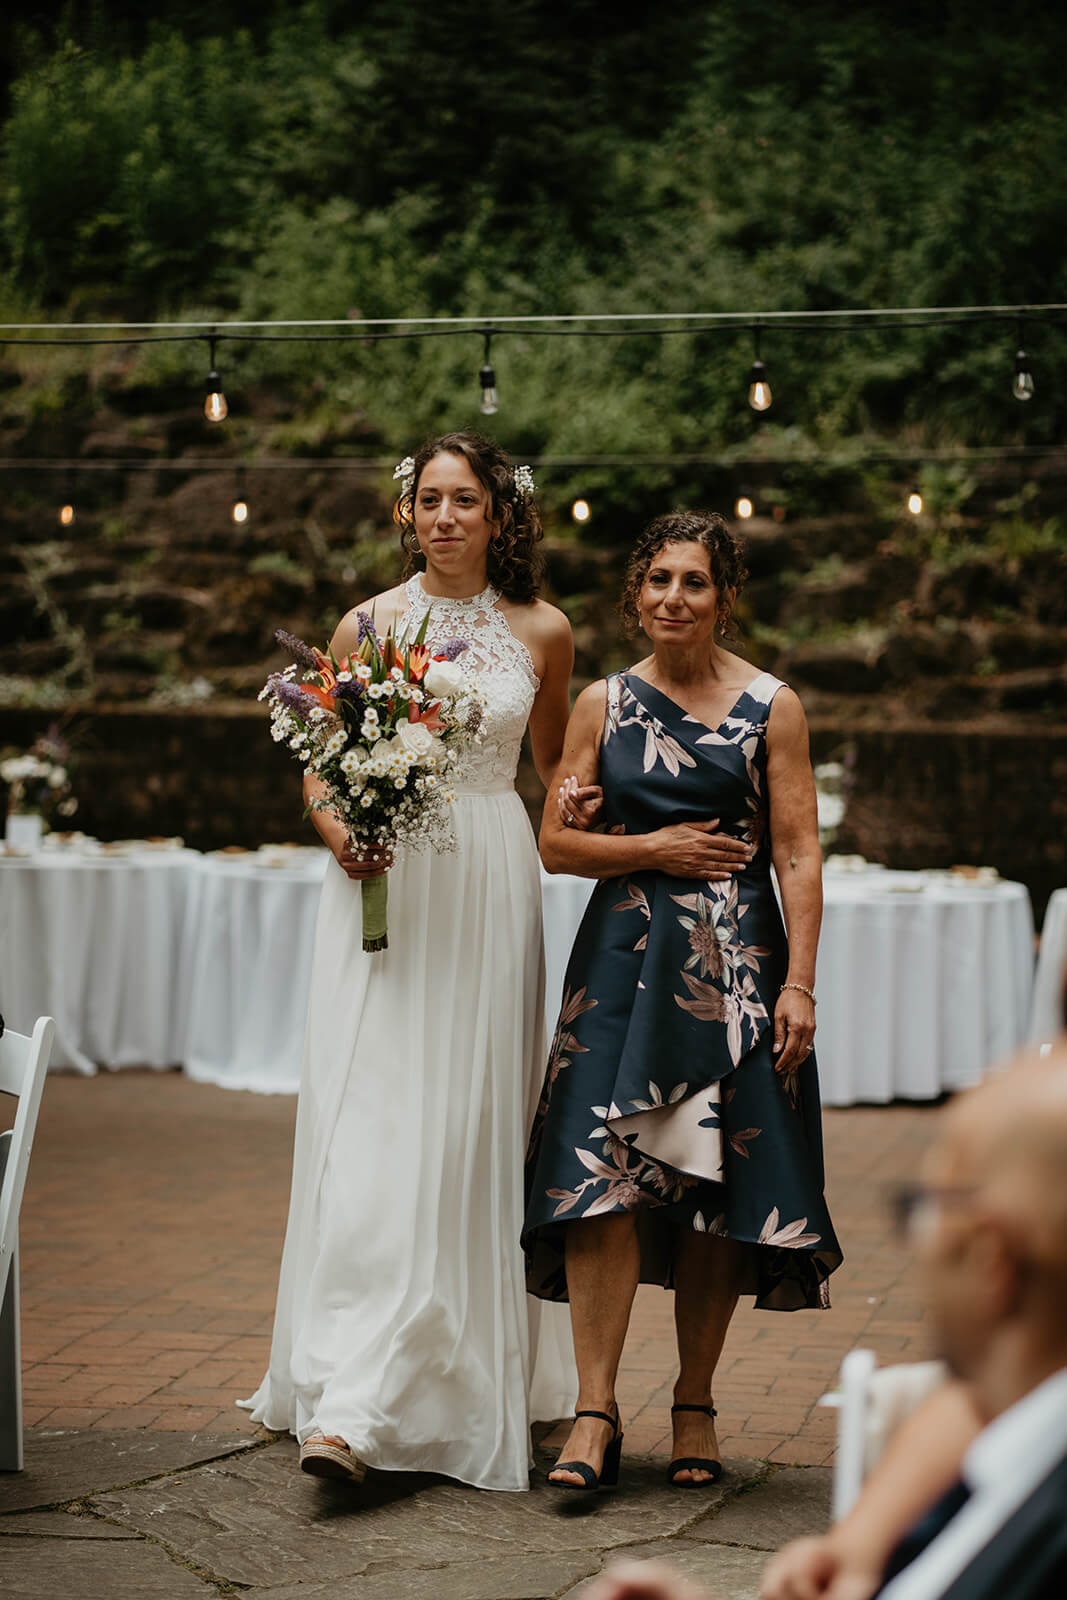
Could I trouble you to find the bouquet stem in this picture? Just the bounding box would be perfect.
[361,871,389,952]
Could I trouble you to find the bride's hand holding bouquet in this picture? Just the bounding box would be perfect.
[260,613,485,951]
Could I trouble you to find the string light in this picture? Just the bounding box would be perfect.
[0,304,1059,428]
[478,332,499,416]
[59,502,75,526]
[231,466,249,523]
[735,496,754,519]
[747,326,772,412]
[907,488,923,515]
[203,336,228,422]
[571,498,591,523]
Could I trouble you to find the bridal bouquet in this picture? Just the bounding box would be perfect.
[260,616,485,952]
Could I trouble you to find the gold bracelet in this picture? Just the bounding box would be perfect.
[781,982,816,1005]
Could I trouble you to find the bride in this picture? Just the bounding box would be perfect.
[241,432,578,1490]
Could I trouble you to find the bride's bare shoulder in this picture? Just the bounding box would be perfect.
[329,582,408,656]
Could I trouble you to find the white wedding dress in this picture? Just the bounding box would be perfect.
[241,575,576,1489]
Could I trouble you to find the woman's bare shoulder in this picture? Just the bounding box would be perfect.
[500,596,572,647]
[330,582,407,655]
[571,677,609,722]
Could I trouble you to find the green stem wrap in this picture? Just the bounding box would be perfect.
[361,871,389,953]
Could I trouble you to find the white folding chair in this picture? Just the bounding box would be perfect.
[0,1015,55,1471]
[821,1348,948,1521]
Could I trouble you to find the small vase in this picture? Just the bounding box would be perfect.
[5,812,44,852]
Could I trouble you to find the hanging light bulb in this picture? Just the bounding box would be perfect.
[1012,348,1035,402]
[571,498,591,523]
[203,336,228,422]
[735,496,753,520]
[232,468,249,524]
[59,502,75,526]
[478,331,498,416]
[907,488,923,516]
[747,326,772,412]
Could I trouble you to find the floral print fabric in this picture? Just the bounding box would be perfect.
[523,672,842,1311]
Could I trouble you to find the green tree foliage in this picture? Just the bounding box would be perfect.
[2,0,1067,497]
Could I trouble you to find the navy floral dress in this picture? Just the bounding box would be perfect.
[523,671,842,1312]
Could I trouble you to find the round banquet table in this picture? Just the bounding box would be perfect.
[1029,887,1067,1048]
[540,865,1035,1107]
[0,843,199,1073]
[179,849,329,1092]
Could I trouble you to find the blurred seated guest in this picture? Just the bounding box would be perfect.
[524,511,841,1491]
[583,1039,1067,1600]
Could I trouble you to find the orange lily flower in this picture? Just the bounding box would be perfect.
[409,698,445,732]
[300,681,336,710]
[407,643,431,682]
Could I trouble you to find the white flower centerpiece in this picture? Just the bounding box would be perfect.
[1,726,78,851]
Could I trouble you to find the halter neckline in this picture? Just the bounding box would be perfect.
[408,574,499,610]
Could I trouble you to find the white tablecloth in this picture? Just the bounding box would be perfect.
[812,868,1034,1104]
[0,848,1036,1104]
[1029,887,1067,1047]
[0,846,199,1073]
[541,866,1035,1107]
[180,850,328,1092]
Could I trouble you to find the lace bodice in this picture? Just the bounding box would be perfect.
[401,575,540,794]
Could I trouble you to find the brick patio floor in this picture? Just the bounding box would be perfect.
[7,1070,942,1465]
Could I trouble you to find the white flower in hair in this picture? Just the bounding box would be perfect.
[393,456,416,497]
[513,464,536,498]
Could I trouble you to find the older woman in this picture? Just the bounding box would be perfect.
[523,509,842,1491]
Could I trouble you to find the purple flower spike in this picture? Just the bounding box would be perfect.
[270,675,317,715]
[275,628,321,670]
[332,679,365,709]
[439,638,469,660]
[356,611,380,647]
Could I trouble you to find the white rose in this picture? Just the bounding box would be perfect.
[394,719,436,761]
[423,659,465,699]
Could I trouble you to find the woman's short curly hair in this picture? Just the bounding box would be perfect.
[618,510,748,637]
[393,431,544,604]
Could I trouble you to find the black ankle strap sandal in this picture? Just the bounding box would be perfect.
[667,1402,722,1487]
[546,1408,624,1492]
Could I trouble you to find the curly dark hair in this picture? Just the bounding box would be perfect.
[393,431,544,604]
[618,510,748,637]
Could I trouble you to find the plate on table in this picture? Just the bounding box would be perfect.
[255,844,327,869]
[875,872,929,894]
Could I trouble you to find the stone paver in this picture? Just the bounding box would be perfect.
[90,1440,766,1587]
[685,1467,832,1550]
[562,1544,769,1600]
[0,1426,252,1514]
[1,1536,215,1599]
[0,1433,787,1599]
